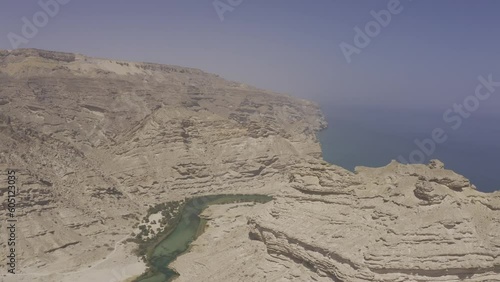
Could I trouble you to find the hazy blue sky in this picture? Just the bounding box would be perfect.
[1,0,500,113]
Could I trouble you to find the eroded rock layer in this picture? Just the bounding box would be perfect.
[247,160,500,281]
[0,49,499,282]
[0,48,324,281]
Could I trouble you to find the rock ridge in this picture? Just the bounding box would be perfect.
[0,48,498,282]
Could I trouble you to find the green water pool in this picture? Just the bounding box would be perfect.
[136,194,273,282]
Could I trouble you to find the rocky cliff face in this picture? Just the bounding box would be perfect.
[0,48,324,281]
[168,160,500,282]
[247,160,500,281]
[0,49,499,282]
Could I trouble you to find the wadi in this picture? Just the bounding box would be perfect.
[0,48,499,282]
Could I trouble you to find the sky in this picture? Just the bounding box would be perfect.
[1,0,500,113]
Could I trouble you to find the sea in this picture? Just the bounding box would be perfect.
[317,105,500,193]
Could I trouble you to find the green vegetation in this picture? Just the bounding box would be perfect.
[130,200,186,267]
[132,194,273,282]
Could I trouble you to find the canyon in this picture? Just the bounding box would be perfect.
[0,49,499,281]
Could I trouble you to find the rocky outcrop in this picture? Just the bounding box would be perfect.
[0,49,498,282]
[247,160,500,281]
[0,49,325,281]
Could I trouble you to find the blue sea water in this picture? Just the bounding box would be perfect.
[318,105,500,193]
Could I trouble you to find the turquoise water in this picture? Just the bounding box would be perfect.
[318,105,500,193]
[137,194,273,282]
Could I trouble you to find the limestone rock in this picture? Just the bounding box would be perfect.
[246,161,500,281]
[1,49,499,282]
[0,48,324,281]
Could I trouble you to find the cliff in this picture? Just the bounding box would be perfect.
[0,49,499,282]
[0,48,324,281]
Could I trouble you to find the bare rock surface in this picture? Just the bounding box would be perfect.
[0,49,499,281]
[246,161,500,281]
[0,48,324,281]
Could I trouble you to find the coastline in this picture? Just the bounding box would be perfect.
[317,105,500,192]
